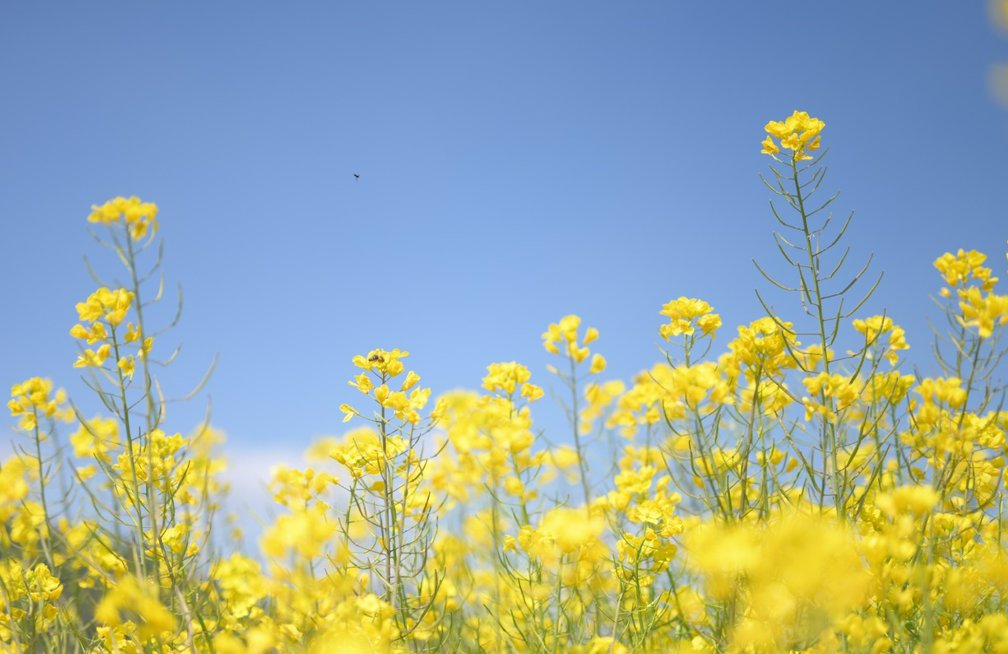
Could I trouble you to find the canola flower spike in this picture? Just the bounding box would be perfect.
[482,361,543,401]
[73,287,134,328]
[958,286,1008,338]
[543,314,592,359]
[351,347,409,377]
[934,249,999,292]
[933,249,1008,337]
[8,377,72,431]
[761,110,825,161]
[88,196,159,240]
[659,297,721,339]
[852,315,910,364]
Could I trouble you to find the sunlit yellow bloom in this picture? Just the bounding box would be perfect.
[269,465,337,510]
[74,343,112,369]
[70,415,120,461]
[75,287,134,327]
[138,335,154,359]
[875,485,939,518]
[957,286,1008,338]
[124,322,141,343]
[402,370,420,391]
[70,321,108,344]
[761,110,825,160]
[934,248,998,291]
[349,372,373,394]
[117,355,136,379]
[482,361,532,395]
[352,348,408,377]
[532,506,605,555]
[520,382,544,402]
[853,315,909,364]
[94,575,174,640]
[543,315,587,353]
[8,377,72,430]
[659,297,720,339]
[88,196,159,240]
[339,403,358,422]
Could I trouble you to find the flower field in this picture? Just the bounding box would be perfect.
[4,111,1008,653]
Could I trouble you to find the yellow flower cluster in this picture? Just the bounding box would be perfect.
[93,575,175,641]
[802,372,861,422]
[7,377,71,431]
[659,297,722,339]
[69,415,119,460]
[933,249,1008,338]
[70,287,152,376]
[723,315,799,381]
[88,196,159,240]
[686,513,869,650]
[0,561,64,636]
[342,348,430,424]
[542,314,597,362]
[761,110,825,160]
[935,248,999,292]
[852,314,909,364]
[957,286,1008,338]
[482,361,544,401]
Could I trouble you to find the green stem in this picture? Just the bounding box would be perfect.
[790,156,842,517]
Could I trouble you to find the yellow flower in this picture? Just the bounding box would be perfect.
[8,377,72,430]
[70,415,120,461]
[339,403,358,423]
[535,506,605,555]
[761,110,825,160]
[88,196,159,240]
[521,382,544,402]
[660,297,720,339]
[589,353,607,374]
[876,485,939,518]
[74,343,112,369]
[482,361,532,395]
[543,315,586,353]
[957,286,1008,338]
[853,315,910,364]
[117,355,136,379]
[123,322,141,343]
[934,248,998,291]
[69,321,108,344]
[352,348,409,377]
[402,370,421,391]
[94,575,174,640]
[74,287,134,327]
[348,372,373,394]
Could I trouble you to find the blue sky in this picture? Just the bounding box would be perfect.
[2,2,1007,494]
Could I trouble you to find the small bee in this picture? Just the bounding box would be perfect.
[368,354,384,363]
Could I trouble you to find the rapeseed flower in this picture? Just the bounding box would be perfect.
[762,110,825,161]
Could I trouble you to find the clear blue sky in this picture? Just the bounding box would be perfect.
[2,3,1007,478]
